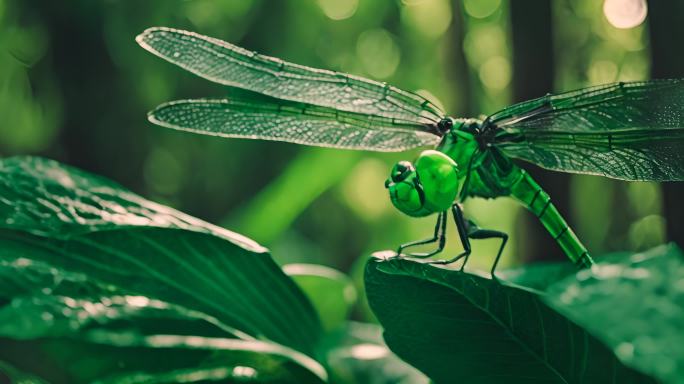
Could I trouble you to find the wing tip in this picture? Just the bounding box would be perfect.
[146,99,228,126]
[135,26,191,49]
[135,26,162,45]
[135,27,161,52]
[146,108,186,133]
[146,108,165,127]
[146,101,179,126]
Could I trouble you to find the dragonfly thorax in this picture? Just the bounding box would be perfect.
[384,150,462,217]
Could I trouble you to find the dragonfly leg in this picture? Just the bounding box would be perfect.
[396,212,447,258]
[428,204,471,268]
[429,204,509,280]
[468,228,508,280]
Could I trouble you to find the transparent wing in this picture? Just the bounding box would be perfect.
[136,27,444,125]
[489,80,684,181]
[495,128,684,181]
[148,97,441,152]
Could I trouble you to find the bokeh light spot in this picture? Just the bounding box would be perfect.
[464,0,501,19]
[463,25,506,67]
[478,56,511,90]
[401,0,452,38]
[349,343,388,360]
[318,0,358,20]
[627,182,662,217]
[629,215,666,251]
[232,366,257,379]
[356,29,400,79]
[603,0,647,29]
[588,59,618,83]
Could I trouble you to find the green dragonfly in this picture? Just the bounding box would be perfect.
[137,27,684,276]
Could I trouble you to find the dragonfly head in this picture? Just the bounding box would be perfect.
[437,117,453,135]
[385,150,460,217]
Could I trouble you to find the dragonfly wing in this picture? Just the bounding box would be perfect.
[136,27,444,125]
[495,128,684,181]
[148,97,441,152]
[489,80,684,181]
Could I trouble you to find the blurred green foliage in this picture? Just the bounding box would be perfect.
[0,0,665,321]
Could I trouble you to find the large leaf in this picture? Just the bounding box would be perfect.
[0,257,239,341]
[545,244,684,384]
[0,255,324,383]
[0,156,326,382]
[1,336,323,384]
[365,252,659,383]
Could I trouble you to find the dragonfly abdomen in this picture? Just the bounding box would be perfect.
[510,171,594,268]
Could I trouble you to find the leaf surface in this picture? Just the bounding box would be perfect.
[365,254,657,383]
[0,156,326,382]
[0,255,325,383]
[544,244,684,384]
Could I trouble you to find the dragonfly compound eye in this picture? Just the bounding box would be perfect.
[437,118,453,133]
[386,161,433,217]
[389,161,415,183]
[414,150,460,212]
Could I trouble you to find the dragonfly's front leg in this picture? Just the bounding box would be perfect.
[429,204,509,279]
[428,204,472,268]
[396,211,447,258]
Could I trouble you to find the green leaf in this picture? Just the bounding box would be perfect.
[2,335,324,384]
[0,156,326,382]
[0,257,323,383]
[544,244,684,384]
[93,363,300,384]
[0,257,238,340]
[365,253,655,384]
[284,263,357,332]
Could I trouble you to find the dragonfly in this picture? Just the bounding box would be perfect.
[137,27,684,276]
